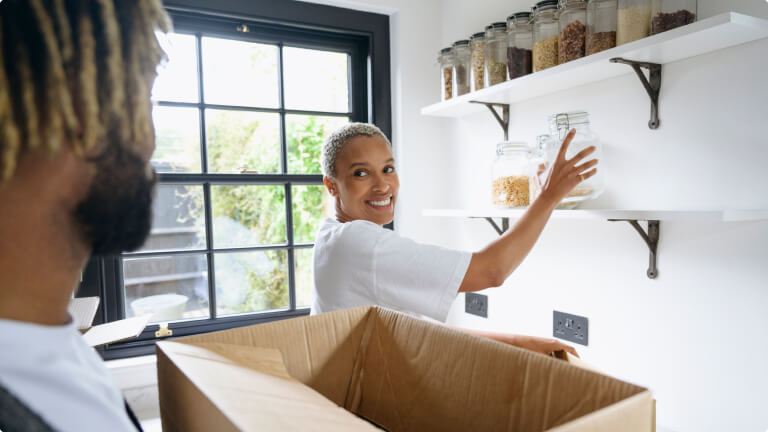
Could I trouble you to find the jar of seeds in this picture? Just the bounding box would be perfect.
[543,111,604,208]
[452,39,471,96]
[506,11,533,80]
[651,0,696,35]
[558,0,588,64]
[491,141,540,208]
[438,47,454,101]
[586,0,617,55]
[617,0,651,45]
[533,0,560,72]
[484,22,508,86]
[470,31,486,91]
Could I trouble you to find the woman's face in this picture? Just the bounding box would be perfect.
[325,135,399,225]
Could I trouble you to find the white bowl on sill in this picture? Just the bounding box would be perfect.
[130,294,188,321]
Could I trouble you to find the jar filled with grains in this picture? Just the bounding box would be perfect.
[491,142,540,208]
[532,0,560,72]
[452,40,472,96]
[586,0,617,55]
[543,111,604,208]
[617,0,651,45]
[506,11,533,80]
[558,0,588,64]
[470,32,486,91]
[484,22,509,86]
[650,0,696,35]
[438,47,454,101]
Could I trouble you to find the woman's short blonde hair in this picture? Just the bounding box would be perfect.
[321,122,392,178]
[0,0,169,181]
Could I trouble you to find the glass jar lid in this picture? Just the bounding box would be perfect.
[535,0,559,12]
[558,0,587,9]
[547,111,591,137]
[470,31,485,42]
[496,141,532,156]
[452,39,470,48]
[487,21,507,33]
[508,11,532,27]
[440,47,452,55]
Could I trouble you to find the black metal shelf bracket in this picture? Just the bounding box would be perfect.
[481,217,510,236]
[609,57,662,130]
[470,101,510,140]
[608,219,660,279]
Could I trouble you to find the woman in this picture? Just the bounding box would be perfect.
[311,123,597,356]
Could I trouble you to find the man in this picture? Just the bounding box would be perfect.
[0,1,169,430]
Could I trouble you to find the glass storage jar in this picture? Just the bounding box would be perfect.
[617,0,651,45]
[544,111,604,208]
[506,12,533,80]
[586,0,618,55]
[558,0,587,64]
[438,47,454,101]
[491,142,540,208]
[651,0,696,35]
[452,39,471,96]
[533,0,560,72]
[470,32,486,91]
[485,22,508,86]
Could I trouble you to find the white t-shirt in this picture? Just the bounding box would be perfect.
[311,218,472,322]
[0,318,137,432]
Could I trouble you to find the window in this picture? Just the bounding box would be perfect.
[78,3,391,360]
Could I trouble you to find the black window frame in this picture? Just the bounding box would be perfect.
[77,0,391,360]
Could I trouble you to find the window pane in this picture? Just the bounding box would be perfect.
[292,185,333,244]
[205,110,280,174]
[283,47,349,112]
[211,185,286,248]
[286,115,349,174]
[215,250,288,316]
[138,185,205,252]
[152,106,201,173]
[202,37,279,108]
[152,33,199,103]
[123,254,210,323]
[294,248,314,308]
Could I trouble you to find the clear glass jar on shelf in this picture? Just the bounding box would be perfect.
[558,0,587,64]
[506,11,533,80]
[452,39,471,96]
[540,111,604,208]
[470,32,486,91]
[438,47,454,101]
[491,142,541,208]
[617,0,651,45]
[484,22,508,86]
[533,0,560,72]
[587,0,617,55]
[651,0,696,35]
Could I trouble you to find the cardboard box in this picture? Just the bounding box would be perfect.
[68,296,150,347]
[157,306,653,431]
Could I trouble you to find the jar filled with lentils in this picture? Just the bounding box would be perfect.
[484,22,509,86]
[438,47,454,101]
[506,11,533,80]
[650,0,696,35]
[470,31,486,91]
[586,0,617,55]
[452,39,471,96]
[617,0,651,45]
[532,0,560,72]
[558,0,588,64]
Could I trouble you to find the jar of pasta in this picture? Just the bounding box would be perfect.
[491,142,540,208]
[506,11,533,80]
[587,0,618,55]
[484,22,508,86]
[438,47,454,101]
[533,0,560,72]
[558,0,587,64]
[452,39,471,96]
[651,0,697,35]
[544,111,604,208]
[470,31,486,91]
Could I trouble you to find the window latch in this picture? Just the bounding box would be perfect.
[155,322,173,338]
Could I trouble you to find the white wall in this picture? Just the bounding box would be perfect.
[305,1,768,431]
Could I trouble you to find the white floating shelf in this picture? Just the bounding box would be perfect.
[421,12,768,118]
[423,208,768,222]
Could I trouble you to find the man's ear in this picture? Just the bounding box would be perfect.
[323,176,338,197]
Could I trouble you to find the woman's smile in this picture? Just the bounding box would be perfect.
[366,195,392,210]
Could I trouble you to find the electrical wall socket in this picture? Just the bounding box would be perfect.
[465,293,488,318]
[553,310,588,346]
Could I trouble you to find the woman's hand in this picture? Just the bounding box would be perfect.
[538,128,598,206]
[503,334,580,358]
